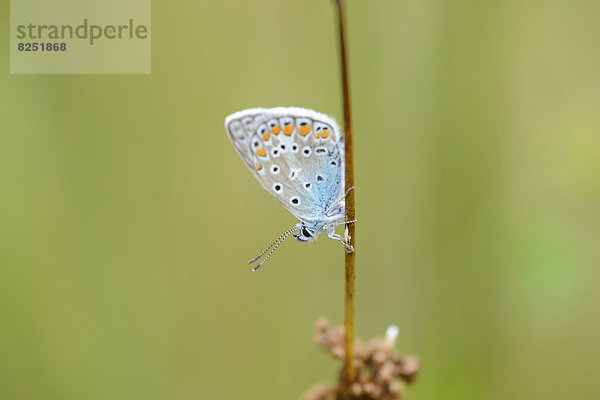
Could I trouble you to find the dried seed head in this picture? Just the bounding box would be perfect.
[350,383,362,396]
[378,362,395,383]
[305,317,420,400]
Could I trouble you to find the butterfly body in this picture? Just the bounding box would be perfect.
[225,107,351,268]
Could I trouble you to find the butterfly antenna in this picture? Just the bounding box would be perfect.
[249,227,296,272]
[248,227,296,264]
[336,219,357,227]
[247,227,296,264]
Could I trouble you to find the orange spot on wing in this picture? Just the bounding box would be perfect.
[298,124,312,136]
[315,132,321,139]
[321,128,330,138]
[255,147,266,157]
[262,132,270,141]
[256,163,262,171]
[283,124,294,135]
[271,125,280,134]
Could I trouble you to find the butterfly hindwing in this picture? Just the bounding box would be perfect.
[225,107,345,224]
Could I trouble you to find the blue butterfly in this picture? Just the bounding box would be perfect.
[225,107,353,271]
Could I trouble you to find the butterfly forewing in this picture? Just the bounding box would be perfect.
[225,107,345,224]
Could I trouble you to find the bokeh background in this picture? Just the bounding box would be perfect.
[1,0,599,399]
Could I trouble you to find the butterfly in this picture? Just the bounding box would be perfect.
[225,107,354,271]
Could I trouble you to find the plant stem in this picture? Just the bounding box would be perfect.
[334,0,356,389]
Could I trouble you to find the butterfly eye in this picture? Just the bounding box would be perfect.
[272,183,282,193]
[302,146,312,157]
[301,226,311,237]
[290,197,300,205]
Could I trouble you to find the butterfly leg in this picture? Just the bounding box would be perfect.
[327,227,354,253]
[345,185,355,198]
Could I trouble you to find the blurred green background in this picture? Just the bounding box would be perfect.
[1,0,599,399]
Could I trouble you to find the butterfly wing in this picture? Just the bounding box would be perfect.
[225,107,345,224]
